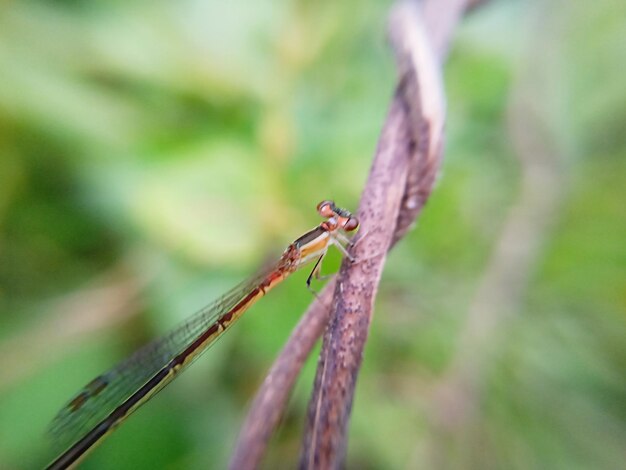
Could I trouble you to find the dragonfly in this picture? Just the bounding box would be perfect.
[46,200,359,469]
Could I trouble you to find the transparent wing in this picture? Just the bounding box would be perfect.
[47,263,278,454]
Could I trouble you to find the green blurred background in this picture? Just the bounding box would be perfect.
[1,0,624,468]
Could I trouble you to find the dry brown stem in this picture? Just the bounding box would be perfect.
[230,0,480,468]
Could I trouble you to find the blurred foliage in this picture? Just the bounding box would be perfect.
[0,0,624,469]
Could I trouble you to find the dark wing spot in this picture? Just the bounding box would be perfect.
[86,375,109,397]
[67,391,89,412]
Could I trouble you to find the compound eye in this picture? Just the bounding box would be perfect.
[317,200,335,218]
[344,217,359,232]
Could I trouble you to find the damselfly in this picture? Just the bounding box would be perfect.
[46,200,359,469]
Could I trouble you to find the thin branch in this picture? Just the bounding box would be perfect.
[300,2,451,468]
[230,0,476,468]
[299,90,411,469]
